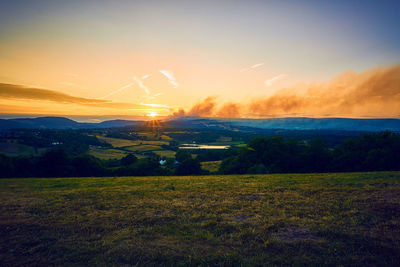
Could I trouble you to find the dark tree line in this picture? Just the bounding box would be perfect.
[0,131,399,178]
[0,148,203,178]
[219,131,400,174]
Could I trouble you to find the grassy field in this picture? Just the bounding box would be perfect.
[153,150,176,158]
[96,135,138,148]
[201,160,222,173]
[1,172,400,266]
[88,147,129,160]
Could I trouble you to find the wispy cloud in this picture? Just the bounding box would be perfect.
[0,83,144,109]
[160,70,179,88]
[140,102,170,108]
[0,83,105,104]
[240,62,264,72]
[99,82,135,99]
[265,74,287,87]
[251,63,264,69]
[133,76,151,95]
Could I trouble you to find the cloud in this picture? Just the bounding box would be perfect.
[251,63,264,69]
[265,74,287,87]
[133,76,151,95]
[240,62,264,72]
[187,96,217,117]
[160,70,179,88]
[100,82,135,99]
[140,102,170,109]
[0,83,106,104]
[172,108,186,118]
[175,65,400,118]
[0,83,143,110]
[216,102,242,118]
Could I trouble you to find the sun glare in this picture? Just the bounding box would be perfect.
[147,111,158,118]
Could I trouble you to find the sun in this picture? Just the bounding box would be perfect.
[146,111,158,118]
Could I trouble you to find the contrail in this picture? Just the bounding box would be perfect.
[100,72,165,103]
[160,70,174,80]
[168,80,179,88]
[160,70,179,88]
[240,62,264,72]
[140,102,170,108]
[265,74,287,87]
[133,76,150,95]
[251,63,264,69]
[99,82,135,99]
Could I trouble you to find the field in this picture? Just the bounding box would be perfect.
[201,160,222,173]
[1,172,400,265]
[93,135,175,159]
[88,147,129,160]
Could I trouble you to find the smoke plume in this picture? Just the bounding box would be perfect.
[174,65,400,118]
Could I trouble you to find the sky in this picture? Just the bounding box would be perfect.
[0,0,399,119]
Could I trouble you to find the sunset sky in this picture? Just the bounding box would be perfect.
[1,0,399,119]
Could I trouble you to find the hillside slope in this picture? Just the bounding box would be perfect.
[1,172,400,265]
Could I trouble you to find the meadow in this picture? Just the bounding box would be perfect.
[1,172,400,266]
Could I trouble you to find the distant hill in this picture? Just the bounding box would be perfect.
[0,117,142,129]
[222,117,400,131]
[165,117,400,132]
[0,116,399,131]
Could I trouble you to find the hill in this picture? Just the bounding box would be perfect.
[1,172,400,265]
[1,116,399,131]
[0,117,142,129]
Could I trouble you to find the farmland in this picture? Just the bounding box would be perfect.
[1,172,400,265]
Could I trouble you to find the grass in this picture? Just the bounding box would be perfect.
[96,135,138,148]
[201,160,222,173]
[88,147,128,160]
[153,150,176,158]
[124,145,162,152]
[1,172,400,265]
[131,140,169,145]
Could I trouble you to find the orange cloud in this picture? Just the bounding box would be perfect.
[176,65,400,118]
[0,83,144,110]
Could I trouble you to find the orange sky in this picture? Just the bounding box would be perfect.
[1,1,399,119]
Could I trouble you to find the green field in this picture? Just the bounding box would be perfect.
[201,160,222,173]
[1,172,400,265]
[96,135,138,148]
[88,147,129,160]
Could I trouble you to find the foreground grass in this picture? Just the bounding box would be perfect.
[1,172,400,266]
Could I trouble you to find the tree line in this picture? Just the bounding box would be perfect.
[0,131,399,178]
[0,148,204,178]
[219,131,400,174]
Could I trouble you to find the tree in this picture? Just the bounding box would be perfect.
[0,154,14,178]
[72,155,106,176]
[175,158,202,175]
[120,154,138,166]
[36,149,74,177]
[175,150,192,163]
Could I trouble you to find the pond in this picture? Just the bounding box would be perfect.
[179,144,229,150]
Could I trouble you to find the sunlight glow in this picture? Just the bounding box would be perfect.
[146,111,158,117]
